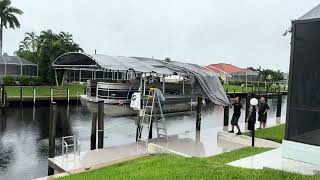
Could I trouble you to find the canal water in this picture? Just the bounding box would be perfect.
[0,96,287,180]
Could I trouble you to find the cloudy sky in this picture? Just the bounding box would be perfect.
[4,0,320,71]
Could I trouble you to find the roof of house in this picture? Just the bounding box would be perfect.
[206,63,253,74]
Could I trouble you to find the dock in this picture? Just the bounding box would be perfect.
[48,143,147,174]
[47,128,248,176]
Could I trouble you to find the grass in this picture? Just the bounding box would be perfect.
[223,84,267,93]
[223,84,287,93]
[4,83,85,97]
[244,124,285,143]
[56,147,318,180]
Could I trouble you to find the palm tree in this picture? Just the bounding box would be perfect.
[0,0,23,54]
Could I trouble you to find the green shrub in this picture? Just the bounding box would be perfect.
[2,76,16,85]
[19,76,32,85]
[31,76,42,85]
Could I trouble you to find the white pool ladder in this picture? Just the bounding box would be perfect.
[62,136,80,157]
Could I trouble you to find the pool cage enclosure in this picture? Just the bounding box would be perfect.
[283,3,320,166]
[0,54,38,79]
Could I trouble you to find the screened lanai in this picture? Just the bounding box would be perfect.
[0,54,38,78]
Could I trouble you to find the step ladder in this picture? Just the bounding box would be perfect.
[137,88,168,145]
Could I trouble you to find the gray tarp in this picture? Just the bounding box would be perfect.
[162,61,230,106]
[52,52,230,106]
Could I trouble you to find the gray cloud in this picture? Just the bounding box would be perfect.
[4,0,320,71]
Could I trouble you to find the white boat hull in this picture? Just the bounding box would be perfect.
[80,95,196,117]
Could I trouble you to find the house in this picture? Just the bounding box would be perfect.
[206,63,259,83]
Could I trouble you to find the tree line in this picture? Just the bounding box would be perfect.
[16,30,83,84]
[247,67,285,82]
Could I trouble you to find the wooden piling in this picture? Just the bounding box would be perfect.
[245,94,251,122]
[67,89,70,104]
[33,87,36,104]
[1,84,4,108]
[20,86,23,105]
[223,105,229,127]
[90,112,97,150]
[48,102,57,176]
[97,101,104,149]
[196,96,204,131]
[50,89,53,103]
[276,91,282,118]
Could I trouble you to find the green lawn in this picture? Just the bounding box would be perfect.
[4,84,85,97]
[244,124,285,143]
[57,147,318,180]
[223,84,287,93]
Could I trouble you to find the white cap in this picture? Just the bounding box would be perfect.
[250,98,258,106]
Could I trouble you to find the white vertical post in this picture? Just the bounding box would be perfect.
[50,89,53,103]
[67,89,70,104]
[162,76,165,94]
[33,87,36,104]
[143,73,146,96]
[182,79,185,95]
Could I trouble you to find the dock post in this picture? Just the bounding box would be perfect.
[233,89,236,98]
[48,102,57,176]
[223,105,229,127]
[90,112,97,150]
[20,86,23,105]
[245,94,251,122]
[196,96,204,131]
[67,89,70,104]
[33,87,36,104]
[1,84,4,108]
[136,118,142,142]
[276,90,282,119]
[148,118,153,139]
[50,89,53,103]
[97,101,104,149]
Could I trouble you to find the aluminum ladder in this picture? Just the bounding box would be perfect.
[137,88,168,145]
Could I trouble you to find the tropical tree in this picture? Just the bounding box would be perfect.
[16,30,83,84]
[0,0,23,54]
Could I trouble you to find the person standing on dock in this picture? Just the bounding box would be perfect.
[258,97,270,129]
[229,97,243,135]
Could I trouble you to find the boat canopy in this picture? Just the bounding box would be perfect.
[52,52,230,106]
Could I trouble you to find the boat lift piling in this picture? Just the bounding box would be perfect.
[196,96,204,131]
[276,89,282,124]
[20,86,23,106]
[223,104,230,127]
[48,102,57,176]
[97,101,104,149]
[90,112,97,150]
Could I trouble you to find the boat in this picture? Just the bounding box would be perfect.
[80,78,196,117]
[52,52,230,117]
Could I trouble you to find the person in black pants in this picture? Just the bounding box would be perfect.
[258,97,270,129]
[229,97,243,135]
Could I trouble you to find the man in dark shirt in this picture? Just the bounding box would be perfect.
[229,97,243,135]
[258,97,270,129]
